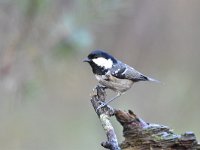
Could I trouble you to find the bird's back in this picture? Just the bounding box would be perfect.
[111,61,149,82]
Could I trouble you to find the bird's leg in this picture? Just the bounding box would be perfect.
[96,92,121,112]
[104,92,121,105]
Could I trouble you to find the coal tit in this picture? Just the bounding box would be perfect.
[83,50,159,109]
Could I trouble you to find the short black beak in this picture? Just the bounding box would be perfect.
[83,58,91,62]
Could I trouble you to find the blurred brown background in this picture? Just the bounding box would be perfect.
[0,0,200,149]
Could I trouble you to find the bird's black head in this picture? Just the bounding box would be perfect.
[83,50,117,75]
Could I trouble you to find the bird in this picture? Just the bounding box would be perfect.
[83,50,159,110]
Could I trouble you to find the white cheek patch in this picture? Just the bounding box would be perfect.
[92,57,113,69]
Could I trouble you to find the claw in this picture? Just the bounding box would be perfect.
[96,102,107,112]
[95,92,122,112]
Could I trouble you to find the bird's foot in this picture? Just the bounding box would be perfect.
[96,102,107,112]
[96,102,115,116]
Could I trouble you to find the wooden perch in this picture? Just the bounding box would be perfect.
[90,86,200,150]
[91,86,120,150]
[116,110,200,150]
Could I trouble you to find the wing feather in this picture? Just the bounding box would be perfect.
[111,61,148,82]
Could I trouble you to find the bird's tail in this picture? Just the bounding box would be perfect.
[147,77,161,83]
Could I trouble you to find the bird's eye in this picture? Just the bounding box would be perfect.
[91,55,98,59]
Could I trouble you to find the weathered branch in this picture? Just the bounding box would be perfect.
[90,86,200,150]
[116,109,200,150]
[91,85,120,150]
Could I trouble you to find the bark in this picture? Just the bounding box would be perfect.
[91,86,120,150]
[116,109,200,150]
[90,86,200,150]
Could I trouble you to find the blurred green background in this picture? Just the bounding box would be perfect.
[0,0,200,149]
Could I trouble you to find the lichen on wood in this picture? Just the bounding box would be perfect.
[115,110,200,150]
[90,85,200,150]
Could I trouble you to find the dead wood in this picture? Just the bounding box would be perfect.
[90,86,200,150]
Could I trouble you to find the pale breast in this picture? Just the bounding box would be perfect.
[95,74,134,93]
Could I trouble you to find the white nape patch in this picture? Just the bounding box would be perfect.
[92,57,113,69]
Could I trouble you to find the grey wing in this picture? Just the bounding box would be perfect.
[111,61,148,82]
